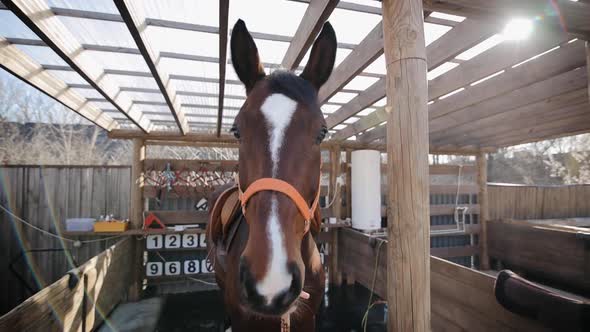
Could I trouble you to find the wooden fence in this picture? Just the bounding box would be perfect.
[0,165,131,315]
[488,183,590,220]
[0,238,133,331]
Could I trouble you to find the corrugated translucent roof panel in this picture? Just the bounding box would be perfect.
[80,51,149,72]
[57,16,135,48]
[13,45,67,66]
[45,69,88,85]
[48,0,119,14]
[228,0,307,37]
[119,91,165,103]
[141,0,219,27]
[159,58,219,77]
[71,87,103,99]
[102,75,159,89]
[328,8,381,45]
[343,76,380,90]
[145,26,219,58]
[0,11,39,39]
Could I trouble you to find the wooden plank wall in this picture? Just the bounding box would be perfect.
[0,238,133,331]
[338,228,550,332]
[0,166,130,315]
[488,183,590,220]
[487,220,590,295]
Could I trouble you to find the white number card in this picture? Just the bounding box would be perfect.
[146,262,163,276]
[146,235,163,249]
[165,234,181,248]
[165,261,181,275]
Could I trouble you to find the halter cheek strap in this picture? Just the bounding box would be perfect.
[236,169,322,234]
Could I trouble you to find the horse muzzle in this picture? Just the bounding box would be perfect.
[239,258,302,315]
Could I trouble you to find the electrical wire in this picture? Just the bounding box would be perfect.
[361,238,386,332]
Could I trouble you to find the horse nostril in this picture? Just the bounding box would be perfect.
[239,258,261,302]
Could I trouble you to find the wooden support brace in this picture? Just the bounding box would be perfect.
[586,41,590,104]
[329,147,342,285]
[477,152,490,270]
[128,138,146,301]
[382,0,430,331]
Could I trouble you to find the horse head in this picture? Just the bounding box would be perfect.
[229,19,336,315]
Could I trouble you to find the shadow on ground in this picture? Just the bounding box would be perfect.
[155,284,387,332]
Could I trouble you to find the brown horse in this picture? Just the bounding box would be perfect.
[207,19,337,331]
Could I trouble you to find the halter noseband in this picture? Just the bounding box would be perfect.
[236,165,322,235]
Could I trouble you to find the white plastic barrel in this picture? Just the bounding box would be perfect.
[351,150,381,230]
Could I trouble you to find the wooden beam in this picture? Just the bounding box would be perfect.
[382,0,430,330]
[325,78,385,128]
[318,21,383,103]
[477,152,490,270]
[587,42,590,103]
[217,0,229,137]
[430,39,587,140]
[327,18,496,134]
[128,138,145,301]
[429,67,588,134]
[329,146,342,285]
[366,68,586,146]
[281,0,338,70]
[114,0,189,134]
[478,105,590,148]
[3,0,151,132]
[0,38,118,131]
[435,89,588,147]
[0,239,133,331]
[429,26,570,101]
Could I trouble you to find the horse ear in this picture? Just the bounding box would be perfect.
[300,22,337,90]
[231,19,266,93]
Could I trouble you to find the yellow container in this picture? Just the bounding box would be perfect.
[93,221,128,233]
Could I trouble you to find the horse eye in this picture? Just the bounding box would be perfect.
[316,126,328,144]
[230,124,240,140]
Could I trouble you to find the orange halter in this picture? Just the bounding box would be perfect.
[236,164,322,234]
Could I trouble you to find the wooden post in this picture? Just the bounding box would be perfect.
[345,149,352,219]
[329,147,342,285]
[586,41,589,103]
[477,152,490,270]
[128,138,145,301]
[382,0,430,331]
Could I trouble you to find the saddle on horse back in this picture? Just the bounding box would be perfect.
[494,270,590,332]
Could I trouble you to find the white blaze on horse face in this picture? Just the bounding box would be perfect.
[260,93,297,176]
[257,93,297,303]
[256,198,292,304]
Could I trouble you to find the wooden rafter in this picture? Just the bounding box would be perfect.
[358,26,572,143]
[479,106,590,148]
[325,78,385,128]
[430,40,587,140]
[281,0,338,70]
[114,0,189,134]
[430,67,588,134]
[429,26,570,100]
[587,42,590,103]
[435,89,589,147]
[329,18,496,136]
[318,21,383,103]
[458,100,590,148]
[217,0,229,137]
[2,0,151,132]
[0,37,118,130]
